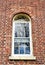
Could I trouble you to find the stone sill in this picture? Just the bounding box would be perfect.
[9,55,36,60]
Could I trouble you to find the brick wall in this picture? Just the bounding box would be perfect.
[0,0,45,65]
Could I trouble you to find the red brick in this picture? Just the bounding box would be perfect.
[0,0,45,65]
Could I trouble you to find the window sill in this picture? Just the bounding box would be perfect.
[9,55,36,60]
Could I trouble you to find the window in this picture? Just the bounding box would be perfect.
[9,13,36,60]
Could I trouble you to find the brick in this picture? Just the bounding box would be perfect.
[0,0,45,65]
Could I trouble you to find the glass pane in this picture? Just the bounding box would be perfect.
[25,47,30,54]
[25,23,29,37]
[14,42,19,47]
[14,22,30,54]
[14,42,30,47]
[14,42,30,54]
[14,47,19,54]
[19,46,24,54]
[15,23,29,37]
[25,42,30,46]
[19,42,24,54]
[14,38,30,42]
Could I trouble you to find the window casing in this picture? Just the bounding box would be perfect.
[9,13,36,60]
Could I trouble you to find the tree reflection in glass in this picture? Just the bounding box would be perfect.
[15,23,29,37]
[14,42,30,54]
[14,21,30,54]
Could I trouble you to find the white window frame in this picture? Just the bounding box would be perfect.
[9,14,36,60]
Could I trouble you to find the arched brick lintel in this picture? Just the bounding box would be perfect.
[9,6,34,22]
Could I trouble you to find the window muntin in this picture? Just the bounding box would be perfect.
[14,20,30,54]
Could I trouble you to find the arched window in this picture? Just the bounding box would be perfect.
[9,13,36,60]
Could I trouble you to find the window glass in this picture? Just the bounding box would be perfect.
[15,23,29,37]
[14,21,30,54]
[14,42,30,54]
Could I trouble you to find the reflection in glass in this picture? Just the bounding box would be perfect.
[25,42,30,46]
[14,42,19,47]
[20,46,24,54]
[14,47,19,54]
[15,23,29,37]
[14,22,30,54]
[14,42,30,54]
[14,42,30,47]
[25,47,30,54]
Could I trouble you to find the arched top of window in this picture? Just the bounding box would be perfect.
[13,13,31,21]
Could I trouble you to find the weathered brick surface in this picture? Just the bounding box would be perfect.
[0,0,45,65]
